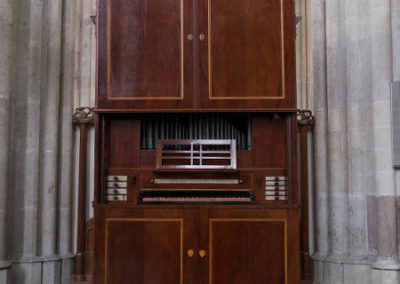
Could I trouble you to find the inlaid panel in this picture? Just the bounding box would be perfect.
[208,0,284,100]
[108,0,183,99]
[105,218,183,284]
[209,218,286,284]
[198,0,296,110]
[97,0,194,110]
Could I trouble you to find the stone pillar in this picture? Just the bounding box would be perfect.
[4,0,77,283]
[312,0,400,283]
[58,0,78,282]
[370,1,400,282]
[38,0,64,282]
[0,0,15,281]
[311,1,329,282]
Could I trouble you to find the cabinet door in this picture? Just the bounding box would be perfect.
[198,0,296,110]
[94,208,197,284]
[198,209,300,284]
[97,0,195,110]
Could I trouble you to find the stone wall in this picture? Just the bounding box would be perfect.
[312,0,400,283]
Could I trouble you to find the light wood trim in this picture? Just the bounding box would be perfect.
[104,218,184,284]
[94,108,300,113]
[208,0,286,100]
[106,0,185,100]
[209,218,288,284]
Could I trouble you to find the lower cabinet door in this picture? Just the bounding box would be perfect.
[198,209,300,284]
[94,208,197,284]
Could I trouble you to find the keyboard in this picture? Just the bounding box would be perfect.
[138,190,255,204]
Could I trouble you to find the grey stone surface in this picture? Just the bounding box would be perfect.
[344,264,371,284]
[60,257,74,284]
[42,260,62,284]
[311,0,400,282]
[10,262,42,284]
[0,0,15,272]
[0,0,81,282]
[371,269,400,284]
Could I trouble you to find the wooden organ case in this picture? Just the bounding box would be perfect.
[94,0,300,283]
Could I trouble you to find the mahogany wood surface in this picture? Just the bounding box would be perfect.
[94,208,197,284]
[198,0,296,110]
[299,123,313,280]
[252,115,288,168]
[93,207,299,284]
[107,117,141,168]
[95,113,298,207]
[97,0,195,110]
[97,0,296,111]
[94,0,300,280]
[198,208,300,284]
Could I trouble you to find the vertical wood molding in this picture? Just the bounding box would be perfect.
[298,110,315,281]
[72,107,94,277]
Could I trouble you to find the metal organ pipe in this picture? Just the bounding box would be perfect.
[140,114,252,150]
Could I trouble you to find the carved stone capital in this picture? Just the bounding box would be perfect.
[73,107,95,125]
[297,110,315,127]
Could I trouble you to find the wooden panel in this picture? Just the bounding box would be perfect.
[94,208,197,284]
[210,219,285,283]
[198,209,300,284]
[97,0,194,110]
[107,118,141,168]
[106,219,182,283]
[252,115,288,168]
[108,0,182,99]
[198,0,296,110]
[209,0,283,99]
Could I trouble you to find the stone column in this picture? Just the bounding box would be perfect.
[0,0,15,281]
[38,0,64,282]
[370,1,400,282]
[311,2,330,282]
[58,0,78,282]
[312,0,400,283]
[5,0,77,283]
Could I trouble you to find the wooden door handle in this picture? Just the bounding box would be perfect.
[199,250,206,258]
[187,249,194,258]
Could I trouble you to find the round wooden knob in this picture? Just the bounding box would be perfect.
[187,249,194,258]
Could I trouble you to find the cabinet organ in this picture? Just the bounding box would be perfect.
[94,0,300,283]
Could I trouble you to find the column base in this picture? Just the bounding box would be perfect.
[0,260,12,284]
[312,255,400,284]
[8,254,74,284]
[371,269,400,284]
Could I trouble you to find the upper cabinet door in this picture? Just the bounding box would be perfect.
[198,0,296,111]
[97,0,194,111]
